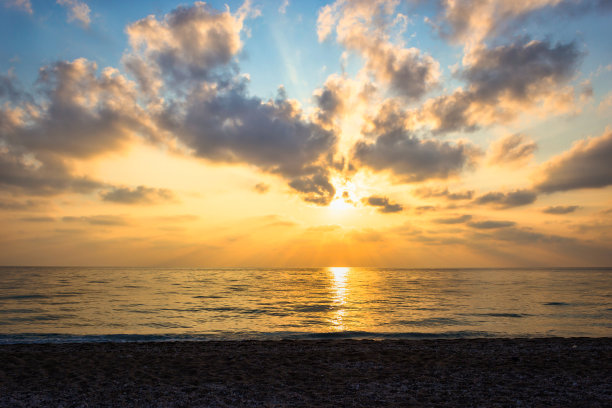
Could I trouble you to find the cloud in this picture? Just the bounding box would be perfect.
[468,220,516,229]
[288,171,336,205]
[0,149,103,196]
[432,0,576,50]
[535,130,612,193]
[435,214,472,224]
[421,39,582,133]
[123,3,339,206]
[317,0,440,100]
[353,100,481,181]
[542,205,580,214]
[0,59,161,197]
[2,58,152,159]
[415,205,437,213]
[461,39,580,101]
[0,197,45,210]
[475,189,537,208]
[163,79,337,204]
[354,134,479,182]
[279,0,289,14]
[598,90,612,113]
[57,0,91,28]
[362,195,403,213]
[313,75,347,127]
[254,183,270,194]
[0,72,30,103]
[2,0,32,14]
[478,226,575,245]
[413,187,474,200]
[20,216,55,222]
[100,186,175,204]
[124,1,258,87]
[488,134,537,166]
[62,215,128,226]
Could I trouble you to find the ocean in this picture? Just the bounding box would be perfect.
[0,267,610,343]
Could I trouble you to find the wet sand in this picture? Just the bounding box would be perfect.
[1,337,610,407]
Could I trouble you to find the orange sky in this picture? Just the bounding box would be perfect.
[1,0,611,266]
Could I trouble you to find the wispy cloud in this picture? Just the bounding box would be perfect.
[542,205,580,214]
[362,195,403,213]
[2,0,32,14]
[100,186,175,205]
[57,0,91,28]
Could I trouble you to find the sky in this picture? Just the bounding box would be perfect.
[0,0,611,267]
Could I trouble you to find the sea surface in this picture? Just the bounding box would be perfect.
[0,267,610,343]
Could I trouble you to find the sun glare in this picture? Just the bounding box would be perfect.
[328,267,350,330]
[329,266,350,278]
[328,176,361,214]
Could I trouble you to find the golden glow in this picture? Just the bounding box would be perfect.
[327,175,363,216]
[329,266,349,330]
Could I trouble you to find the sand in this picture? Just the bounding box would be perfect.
[1,337,610,407]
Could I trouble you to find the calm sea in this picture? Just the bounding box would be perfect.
[0,267,610,343]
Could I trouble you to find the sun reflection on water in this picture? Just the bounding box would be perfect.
[328,267,350,330]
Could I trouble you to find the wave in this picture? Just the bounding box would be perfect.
[0,330,502,344]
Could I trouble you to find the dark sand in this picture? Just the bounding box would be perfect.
[1,338,610,407]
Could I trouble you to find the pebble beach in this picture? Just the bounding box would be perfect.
[1,337,610,407]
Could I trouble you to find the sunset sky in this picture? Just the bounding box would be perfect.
[1,0,611,267]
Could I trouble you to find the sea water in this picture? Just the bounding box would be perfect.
[0,267,610,343]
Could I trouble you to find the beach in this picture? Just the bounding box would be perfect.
[1,337,610,407]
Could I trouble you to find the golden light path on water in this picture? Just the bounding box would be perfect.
[328,267,350,331]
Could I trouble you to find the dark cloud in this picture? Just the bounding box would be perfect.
[462,39,581,102]
[415,205,437,213]
[100,186,175,204]
[354,134,479,182]
[0,149,103,196]
[163,79,337,205]
[542,205,580,214]
[362,195,403,213]
[173,82,335,176]
[435,214,472,224]
[4,59,150,158]
[314,78,345,126]
[288,171,336,206]
[488,134,537,166]
[354,101,480,181]
[365,44,440,100]
[535,130,612,193]
[253,183,270,194]
[475,189,537,208]
[122,3,338,206]
[422,39,582,133]
[468,220,516,229]
[124,2,253,87]
[421,90,477,133]
[413,187,474,200]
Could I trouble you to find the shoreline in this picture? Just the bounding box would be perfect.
[1,337,610,407]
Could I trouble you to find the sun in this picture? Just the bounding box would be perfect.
[328,175,360,212]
